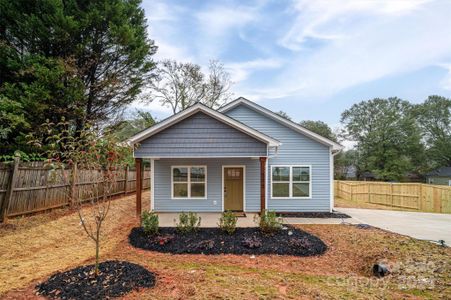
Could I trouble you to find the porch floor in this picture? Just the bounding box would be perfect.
[156,213,360,227]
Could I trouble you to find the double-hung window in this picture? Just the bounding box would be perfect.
[172,166,207,199]
[271,166,311,198]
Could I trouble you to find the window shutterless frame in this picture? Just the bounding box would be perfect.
[171,165,207,199]
[270,165,312,199]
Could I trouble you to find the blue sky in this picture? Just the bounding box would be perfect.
[136,0,451,131]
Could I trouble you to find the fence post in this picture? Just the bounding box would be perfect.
[390,183,394,207]
[69,164,77,208]
[1,157,20,223]
[124,164,129,194]
[419,184,423,211]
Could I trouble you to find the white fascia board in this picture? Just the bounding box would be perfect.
[127,103,281,147]
[219,97,343,151]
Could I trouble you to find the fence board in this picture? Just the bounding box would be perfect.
[0,160,150,221]
[335,180,451,213]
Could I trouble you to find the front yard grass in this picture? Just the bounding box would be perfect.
[0,192,449,299]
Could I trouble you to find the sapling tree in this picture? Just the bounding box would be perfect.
[29,119,130,276]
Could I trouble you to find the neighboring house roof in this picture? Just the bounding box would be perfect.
[219,97,343,151]
[127,102,281,147]
[426,167,451,177]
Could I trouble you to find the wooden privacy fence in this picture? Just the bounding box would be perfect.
[335,180,451,213]
[0,158,150,221]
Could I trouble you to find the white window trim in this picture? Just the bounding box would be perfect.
[270,165,312,199]
[171,165,207,199]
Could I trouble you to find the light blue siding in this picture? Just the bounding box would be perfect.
[153,158,261,212]
[225,104,331,212]
[134,112,267,158]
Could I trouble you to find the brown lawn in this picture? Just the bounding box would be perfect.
[0,192,449,299]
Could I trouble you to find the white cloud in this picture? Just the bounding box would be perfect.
[225,58,283,82]
[271,0,451,99]
[194,5,259,59]
[439,64,451,90]
[279,0,431,51]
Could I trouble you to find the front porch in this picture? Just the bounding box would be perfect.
[155,212,358,227]
[134,156,268,218]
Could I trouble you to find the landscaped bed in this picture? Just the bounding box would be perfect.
[36,260,156,300]
[129,225,327,256]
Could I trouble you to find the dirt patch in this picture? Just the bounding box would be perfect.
[36,260,155,300]
[129,226,327,256]
[278,212,351,218]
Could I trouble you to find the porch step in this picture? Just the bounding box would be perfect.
[232,212,246,218]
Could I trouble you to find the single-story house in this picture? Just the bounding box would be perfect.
[128,97,343,214]
[426,167,451,186]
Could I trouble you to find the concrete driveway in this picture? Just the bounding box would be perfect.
[337,208,451,245]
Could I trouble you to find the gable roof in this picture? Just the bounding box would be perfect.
[426,167,451,177]
[219,97,343,151]
[127,102,281,147]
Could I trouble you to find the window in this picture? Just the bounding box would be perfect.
[172,166,206,198]
[271,166,311,198]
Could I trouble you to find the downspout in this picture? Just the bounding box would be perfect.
[330,148,342,212]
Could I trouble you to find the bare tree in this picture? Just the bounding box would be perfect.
[148,59,233,114]
[29,120,130,276]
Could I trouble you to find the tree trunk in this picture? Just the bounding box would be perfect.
[95,229,100,277]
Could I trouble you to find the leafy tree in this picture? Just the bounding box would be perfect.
[414,95,451,168]
[276,111,292,120]
[341,97,424,181]
[0,0,156,148]
[149,59,232,114]
[334,150,358,179]
[0,57,85,145]
[299,120,337,142]
[0,96,27,142]
[107,110,156,141]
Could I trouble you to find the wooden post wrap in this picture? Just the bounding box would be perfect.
[135,158,142,220]
[1,157,20,223]
[259,157,267,214]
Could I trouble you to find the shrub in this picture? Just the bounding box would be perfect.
[218,210,238,234]
[175,212,201,233]
[142,211,159,235]
[254,210,282,234]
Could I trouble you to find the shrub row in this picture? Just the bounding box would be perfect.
[141,210,282,235]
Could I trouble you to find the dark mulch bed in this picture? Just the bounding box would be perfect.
[129,226,327,256]
[36,260,156,300]
[277,212,351,218]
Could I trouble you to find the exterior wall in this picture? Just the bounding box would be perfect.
[134,112,267,158]
[153,158,261,212]
[225,104,332,212]
[427,176,451,186]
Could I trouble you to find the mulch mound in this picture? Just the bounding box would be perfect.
[277,212,351,218]
[36,260,156,299]
[129,226,327,256]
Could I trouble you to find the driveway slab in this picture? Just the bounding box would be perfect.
[336,208,451,245]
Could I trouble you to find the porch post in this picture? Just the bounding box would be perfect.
[135,158,142,221]
[259,157,267,214]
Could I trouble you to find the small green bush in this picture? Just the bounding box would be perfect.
[175,212,201,233]
[218,210,238,234]
[141,211,159,235]
[254,210,282,234]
